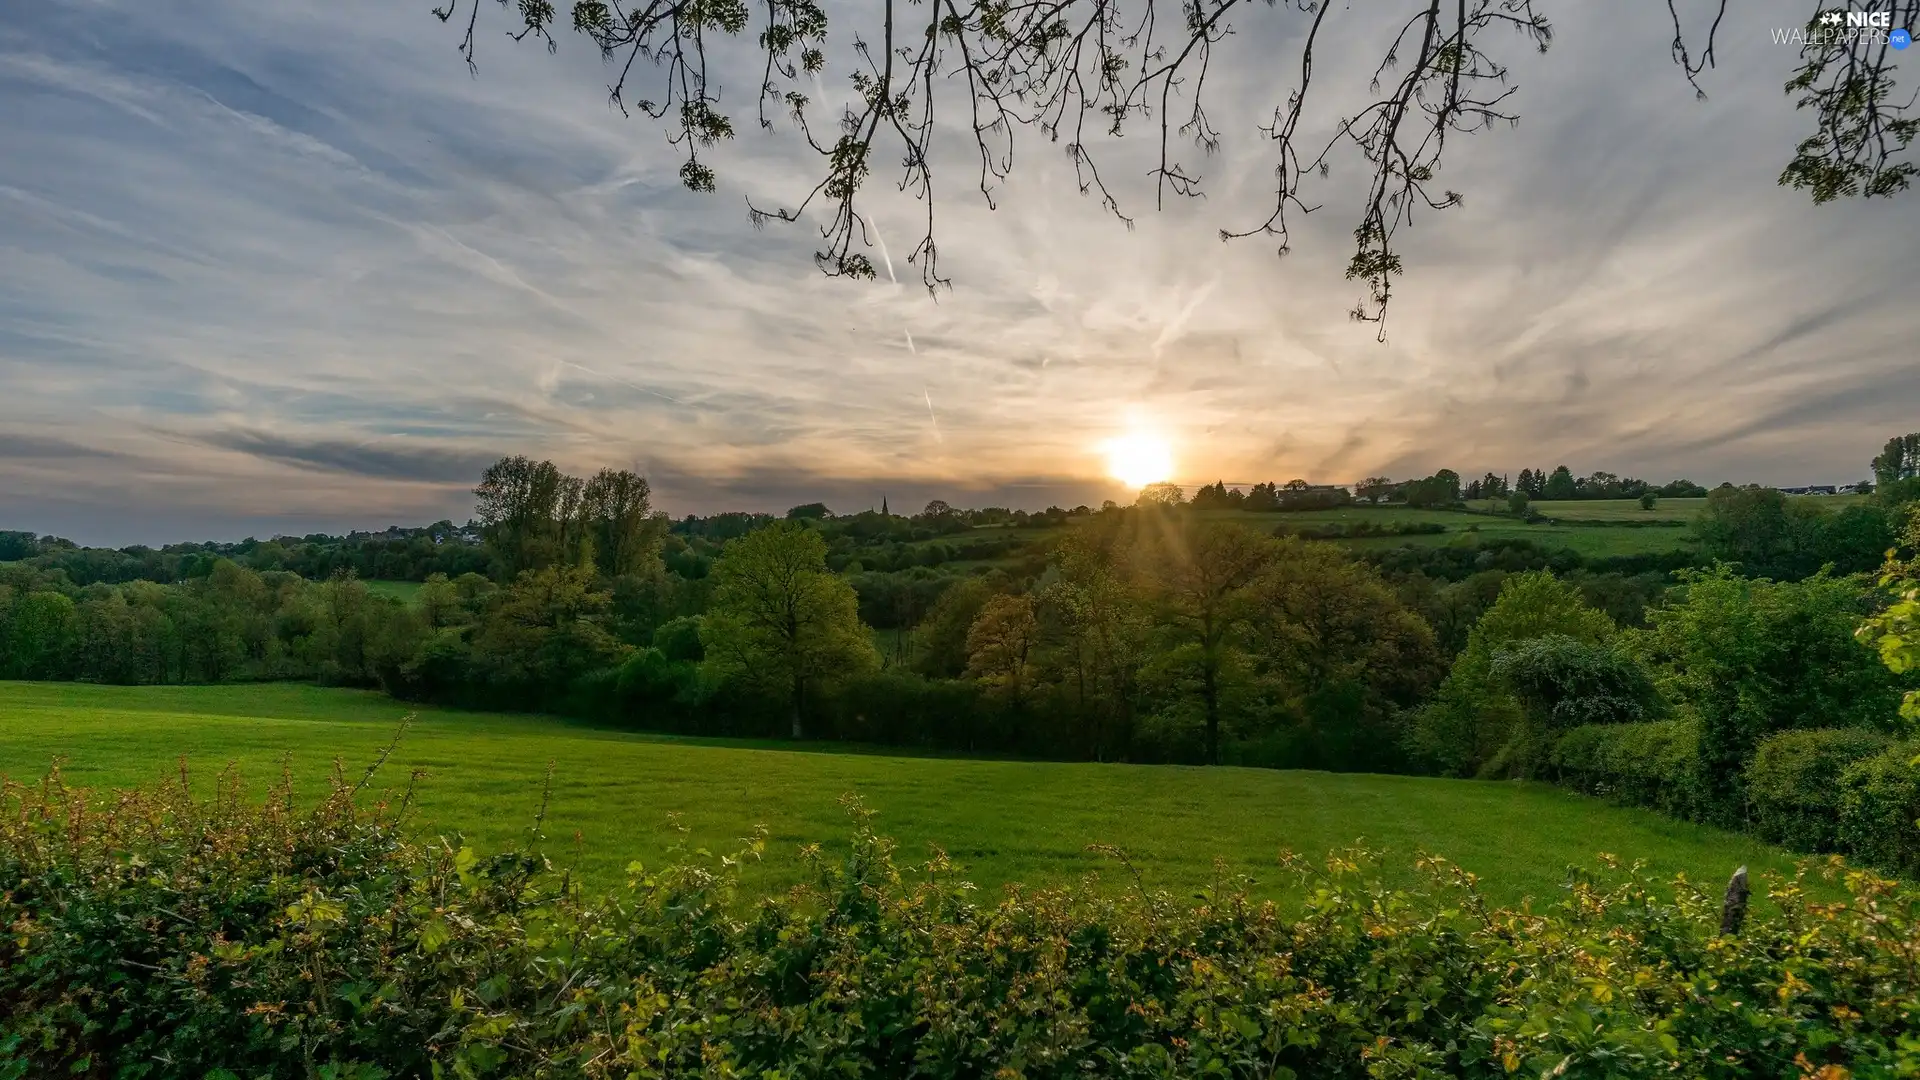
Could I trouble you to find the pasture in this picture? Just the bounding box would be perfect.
[0,681,1812,906]
[363,579,423,602]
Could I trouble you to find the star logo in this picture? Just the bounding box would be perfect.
[1820,10,1843,24]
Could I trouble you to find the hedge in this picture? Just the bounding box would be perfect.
[1747,728,1892,852]
[1838,741,1920,873]
[7,765,1920,1079]
[1549,719,1707,821]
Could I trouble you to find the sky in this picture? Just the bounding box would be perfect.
[1,0,1916,546]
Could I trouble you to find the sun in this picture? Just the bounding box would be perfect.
[1103,430,1175,490]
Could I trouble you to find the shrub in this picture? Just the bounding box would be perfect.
[8,765,1920,1080]
[1485,635,1661,779]
[1631,566,1907,823]
[1747,728,1891,852]
[1838,744,1920,872]
[1551,720,1707,821]
[1411,572,1617,778]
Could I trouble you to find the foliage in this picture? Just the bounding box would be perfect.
[473,456,668,580]
[1410,572,1617,778]
[1857,510,1920,723]
[1486,635,1662,779]
[1550,720,1709,823]
[699,520,878,737]
[1747,728,1893,853]
[1871,432,1920,488]
[1837,744,1920,872]
[1691,483,1896,580]
[964,593,1041,706]
[1631,566,1908,821]
[8,764,1920,1080]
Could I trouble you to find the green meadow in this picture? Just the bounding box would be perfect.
[0,681,1810,907]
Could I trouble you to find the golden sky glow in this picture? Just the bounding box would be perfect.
[1103,429,1176,490]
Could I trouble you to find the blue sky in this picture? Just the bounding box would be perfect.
[1,0,1916,544]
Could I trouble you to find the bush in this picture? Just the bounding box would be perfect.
[1747,728,1891,852]
[7,765,1920,1080]
[826,670,1004,750]
[1838,744,1920,872]
[1551,720,1708,821]
[1632,567,1908,822]
[1484,635,1661,779]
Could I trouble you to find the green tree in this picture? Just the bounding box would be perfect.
[1487,635,1661,779]
[1633,566,1907,819]
[1691,485,1792,573]
[700,522,877,738]
[909,576,1002,679]
[1035,529,1150,760]
[965,594,1041,707]
[1542,466,1578,501]
[1859,514,1920,724]
[1411,571,1616,777]
[1872,433,1920,489]
[471,562,625,703]
[1638,492,1658,511]
[474,456,571,578]
[1246,539,1444,771]
[1133,520,1272,764]
[581,468,668,578]
[6,591,78,680]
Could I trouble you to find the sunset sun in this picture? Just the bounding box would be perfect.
[1104,430,1175,490]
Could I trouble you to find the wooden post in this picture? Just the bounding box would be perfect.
[1719,865,1749,937]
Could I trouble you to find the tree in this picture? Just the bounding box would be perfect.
[1872,433,1920,488]
[471,562,624,703]
[1246,539,1444,771]
[474,456,571,578]
[965,594,1042,706]
[1136,483,1186,506]
[1356,477,1395,505]
[700,521,877,737]
[1634,566,1908,820]
[1133,520,1272,764]
[785,502,832,521]
[1542,466,1578,501]
[1035,527,1151,759]
[910,576,1003,678]
[1858,512,1920,723]
[1639,492,1659,511]
[431,1,1912,333]
[581,468,668,578]
[1488,635,1661,779]
[1507,491,1531,518]
[1410,571,1616,777]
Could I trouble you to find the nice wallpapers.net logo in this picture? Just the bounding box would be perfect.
[1771,8,1912,48]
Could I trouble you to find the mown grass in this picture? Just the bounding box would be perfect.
[363,579,422,603]
[0,681,1815,907]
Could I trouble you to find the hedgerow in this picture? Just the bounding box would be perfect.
[4,761,1919,1080]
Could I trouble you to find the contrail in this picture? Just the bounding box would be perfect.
[923,388,943,443]
[860,211,898,285]
[556,359,684,405]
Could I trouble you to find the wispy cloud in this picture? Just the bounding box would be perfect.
[0,0,1914,544]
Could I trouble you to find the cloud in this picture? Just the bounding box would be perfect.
[193,430,500,483]
[0,434,122,460]
[0,0,1914,544]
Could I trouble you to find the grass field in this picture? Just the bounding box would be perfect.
[0,681,1814,907]
[363,579,422,602]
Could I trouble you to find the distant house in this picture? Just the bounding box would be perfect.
[1778,485,1840,496]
